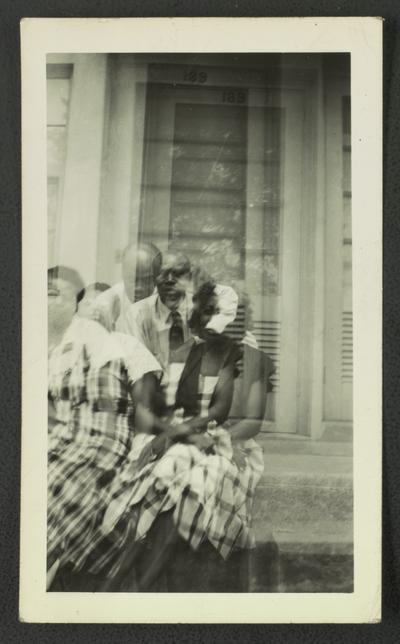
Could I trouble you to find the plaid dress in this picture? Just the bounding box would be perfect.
[87,336,264,577]
[47,318,141,572]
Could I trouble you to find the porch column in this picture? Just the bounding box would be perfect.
[96,56,148,285]
[57,54,108,285]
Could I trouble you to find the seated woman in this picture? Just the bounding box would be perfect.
[87,281,269,592]
[47,266,168,591]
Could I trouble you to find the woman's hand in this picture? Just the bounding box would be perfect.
[232,446,247,471]
[186,433,215,453]
[186,416,208,433]
[170,422,193,440]
[136,422,194,468]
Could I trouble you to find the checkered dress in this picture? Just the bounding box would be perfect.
[47,318,136,571]
[85,343,264,577]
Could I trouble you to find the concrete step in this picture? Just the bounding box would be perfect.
[252,446,353,556]
[249,546,353,593]
[258,433,353,457]
[247,443,353,592]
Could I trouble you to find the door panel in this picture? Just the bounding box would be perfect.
[139,79,304,432]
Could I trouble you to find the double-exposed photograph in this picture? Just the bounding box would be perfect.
[46,50,353,594]
[20,17,382,623]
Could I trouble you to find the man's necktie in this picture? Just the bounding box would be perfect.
[169,310,184,351]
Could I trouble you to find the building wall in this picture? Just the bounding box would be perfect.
[47,53,352,438]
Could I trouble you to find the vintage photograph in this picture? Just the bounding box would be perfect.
[20,17,382,623]
[46,51,353,594]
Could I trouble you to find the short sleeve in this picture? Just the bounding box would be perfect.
[113,332,162,385]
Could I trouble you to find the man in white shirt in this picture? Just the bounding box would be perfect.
[94,244,238,371]
[123,251,192,371]
[122,250,240,371]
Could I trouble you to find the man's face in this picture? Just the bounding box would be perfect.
[48,277,77,333]
[156,253,191,310]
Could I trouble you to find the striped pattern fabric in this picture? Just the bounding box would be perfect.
[86,429,264,577]
[47,320,136,571]
[164,362,185,407]
[198,375,219,418]
[84,360,264,577]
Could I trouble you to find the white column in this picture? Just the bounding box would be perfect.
[96,57,148,284]
[307,62,326,439]
[57,54,108,285]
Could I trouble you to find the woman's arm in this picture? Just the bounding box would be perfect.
[130,372,168,434]
[227,380,265,441]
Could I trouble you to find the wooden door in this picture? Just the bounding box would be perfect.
[139,76,304,432]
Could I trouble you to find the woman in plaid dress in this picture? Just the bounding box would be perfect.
[89,281,270,592]
[47,266,162,591]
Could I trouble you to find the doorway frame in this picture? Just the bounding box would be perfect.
[136,60,319,435]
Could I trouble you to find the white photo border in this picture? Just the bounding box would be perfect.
[20,16,382,623]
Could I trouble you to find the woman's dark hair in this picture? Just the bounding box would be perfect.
[48,265,85,303]
[189,280,218,333]
[77,281,111,304]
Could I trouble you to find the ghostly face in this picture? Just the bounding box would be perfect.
[48,277,78,333]
[121,251,137,303]
[122,247,158,303]
[133,253,157,302]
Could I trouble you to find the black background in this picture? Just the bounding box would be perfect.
[0,1,398,641]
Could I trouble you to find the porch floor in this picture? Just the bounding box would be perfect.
[250,433,353,592]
